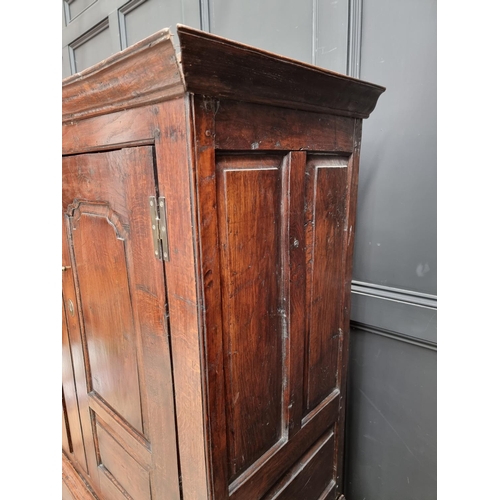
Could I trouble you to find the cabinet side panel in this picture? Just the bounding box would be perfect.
[217,155,285,480]
[304,157,349,414]
[95,417,150,500]
[200,99,358,499]
[263,431,335,500]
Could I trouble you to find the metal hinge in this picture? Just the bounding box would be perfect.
[149,196,170,261]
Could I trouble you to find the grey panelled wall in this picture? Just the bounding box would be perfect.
[354,0,437,295]
[346,0,436,497]
[61,1,436,499]
[61,0,349,77]
[62,0,201,78]
[346,328,437,500]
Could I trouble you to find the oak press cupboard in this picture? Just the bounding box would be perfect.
[62,25,384,500]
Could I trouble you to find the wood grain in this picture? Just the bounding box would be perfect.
[63,214,99,485]
[153,97,211,500]
[62,105,157,155]
[63,147,181,500]
[62,453,98,500]
[304,156,348,414]
[195,108,356,499]
[286,152,307,438]
[215,100,355,153]
[96,418,150,500]
[230,395,340,500]
[217,155,285,480]
[62,29,183,123]
[263,431,335,500]
[334,119,364,493]
[178,24,385,118]
[191,95,229,500]
[63,24,384,124]
[71,208,143,433]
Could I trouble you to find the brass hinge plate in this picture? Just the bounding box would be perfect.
[149,196,170,261]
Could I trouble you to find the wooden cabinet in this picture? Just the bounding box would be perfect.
[62,25,384,500]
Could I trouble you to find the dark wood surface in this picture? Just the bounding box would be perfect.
[193,98,357,499]
[216,154,284,481]
[153,97,212,500]
[62,148,180,500]
[262,431,335,500]
[333,119,363,493]
[214,100,355,152]
[62,24,383,500]
[178,24,384,118]
[62,106,157,155]
[191,95,228,500]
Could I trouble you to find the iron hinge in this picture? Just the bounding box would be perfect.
[149,196,170,261]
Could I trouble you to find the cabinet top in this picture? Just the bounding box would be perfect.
[62,25,385,123]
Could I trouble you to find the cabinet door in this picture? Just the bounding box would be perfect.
[62,147,180,500]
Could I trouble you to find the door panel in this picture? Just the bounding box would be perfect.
[95,416,151,500]
[264,430,335,500]
[70,207,143,433]
[62,147,180,500]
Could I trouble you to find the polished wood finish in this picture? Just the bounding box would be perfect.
[63,25,384,500]
[62,148,180,500]
[62,453,98,500]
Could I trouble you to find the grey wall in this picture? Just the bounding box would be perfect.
[354,0,437,295]
[346,328,436,500]
[347,0,436,497]
[62,2,436,498]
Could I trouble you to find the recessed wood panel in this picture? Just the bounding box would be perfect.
[217,155,285,480]
[71,212,143,434]
[264,431,335,500]
[304,157,349,414]
[96,416,150,500]
[98,467,130,500]
[214,100,355,152]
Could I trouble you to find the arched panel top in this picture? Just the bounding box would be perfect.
[67,200,129,241]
